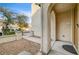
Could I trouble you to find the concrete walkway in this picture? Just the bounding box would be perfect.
[23,36,41,44]
[23,35,76,55]
[49,41,76,55]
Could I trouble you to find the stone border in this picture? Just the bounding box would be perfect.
[0,32,22,44]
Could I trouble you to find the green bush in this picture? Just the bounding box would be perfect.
[2,28,15,35]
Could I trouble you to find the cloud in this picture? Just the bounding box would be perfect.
[18,10,32,24]
[11,9,32,24]
[11,9,31,17]
[17,10,32,24]
[0,8,32,24]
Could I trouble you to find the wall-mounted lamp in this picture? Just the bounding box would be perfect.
[77,24,79,28]
[35,3,41,7]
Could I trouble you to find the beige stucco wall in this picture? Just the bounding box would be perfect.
[32,4,40,16]
[31,4,42,37]
[56,10,73,42]
[31,3,51,54]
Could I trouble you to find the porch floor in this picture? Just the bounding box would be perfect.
[49,41,77,55]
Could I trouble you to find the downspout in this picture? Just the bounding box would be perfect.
[41,3,43,54]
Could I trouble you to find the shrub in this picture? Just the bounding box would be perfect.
[2,28,15,35]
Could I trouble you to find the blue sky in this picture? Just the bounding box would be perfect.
[0,3,31,23]
[0,3,31,15]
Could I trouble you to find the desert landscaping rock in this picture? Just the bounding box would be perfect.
[0,39,40,55]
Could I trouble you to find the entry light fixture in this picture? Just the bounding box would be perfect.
[77,24,79,28]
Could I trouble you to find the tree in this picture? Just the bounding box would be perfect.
[0,7,14,27]
[0,7,15,35]
[17,14,29,31]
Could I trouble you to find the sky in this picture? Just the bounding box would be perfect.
[0,3,32,23]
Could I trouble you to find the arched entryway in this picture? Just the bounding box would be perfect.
[42,3,79,54]
[41,3,79,54]
[48,3,76,43]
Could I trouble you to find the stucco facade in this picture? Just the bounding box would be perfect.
[31,4,42,37]
[32,3,79,54]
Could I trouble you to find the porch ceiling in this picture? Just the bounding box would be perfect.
[53,3,76,13]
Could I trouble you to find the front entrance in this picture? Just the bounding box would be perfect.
[50,10,74,47]
[56,10,72,42]
[41,3,79,54]
[49,4,78,54]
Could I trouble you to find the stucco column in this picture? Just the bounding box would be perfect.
[41,4,51,54]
